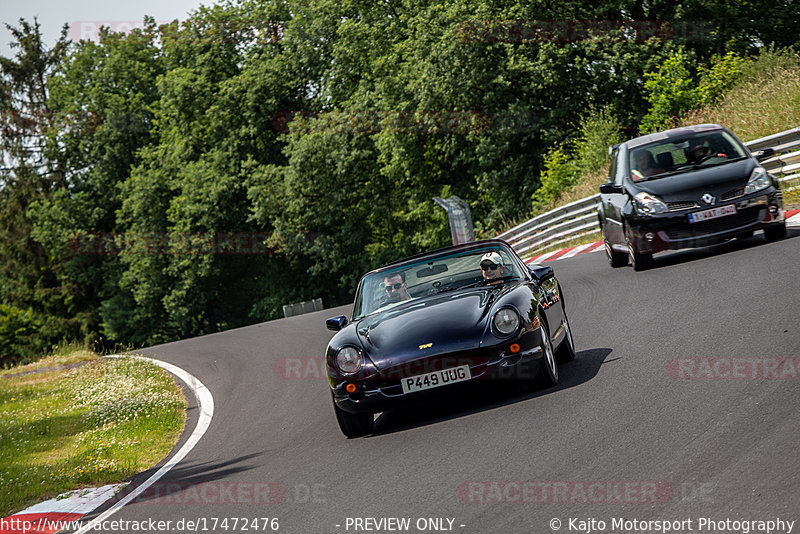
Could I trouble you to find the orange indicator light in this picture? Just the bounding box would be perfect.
[345,383,357,393]
[509,343,521,353]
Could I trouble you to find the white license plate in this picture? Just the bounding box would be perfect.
[688,204,737,223]
[401,365,472,394]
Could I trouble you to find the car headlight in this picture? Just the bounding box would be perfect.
[633,192,668,215]
[744,167,770,194]
[493,308,520,336]
[336,347,363,374]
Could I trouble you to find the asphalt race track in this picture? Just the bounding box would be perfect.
[73,228,800,534]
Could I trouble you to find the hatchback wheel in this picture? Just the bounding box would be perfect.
[628,243,653,271]
[764,222,787,242]
[605,239,628,268]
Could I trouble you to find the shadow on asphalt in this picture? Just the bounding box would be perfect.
[89,452,267,513]
[369,347,612,437]
[641,227,799,271]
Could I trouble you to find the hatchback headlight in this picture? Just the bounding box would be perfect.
[744,167,770,194]
[336,347,363,374]
[493,308,520,336]
[633,192,668,215]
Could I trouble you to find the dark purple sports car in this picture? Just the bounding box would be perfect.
[324,239,576,438]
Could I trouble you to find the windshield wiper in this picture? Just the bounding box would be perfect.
[461,276,519,289]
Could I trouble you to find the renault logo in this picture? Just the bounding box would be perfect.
[702,193,716,205]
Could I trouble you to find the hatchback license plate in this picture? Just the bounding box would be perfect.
[688,204,737,223]
[401,365,472,393]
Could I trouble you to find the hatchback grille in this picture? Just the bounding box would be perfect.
[721,187,745,201]
[667,201,700,212]
[664,209,761,240]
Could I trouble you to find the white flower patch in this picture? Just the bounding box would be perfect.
[65,359,184,426]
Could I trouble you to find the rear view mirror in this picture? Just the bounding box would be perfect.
[416,264,448,278]
[326,315,348,331]
[529,265,554,283]
[600,182,624,194]
[755,148,775,162]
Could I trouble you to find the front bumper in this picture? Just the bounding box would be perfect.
[627,190,784,254]
[331,330,546,414]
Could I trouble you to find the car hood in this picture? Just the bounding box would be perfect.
[354,285,513,370]
[633,159,755,202]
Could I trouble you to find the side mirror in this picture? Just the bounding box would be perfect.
[529,265,554,283]
[755,148,774,162]
[600,182,624,194]
[326,315,348,331]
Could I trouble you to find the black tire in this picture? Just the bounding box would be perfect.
[537,318,559,387]
[764,222,787,242]
[556,314,576,363]
[602,225,628,268]
[606,240,629,268]
[333,401,374,438]
[626,234,653,271]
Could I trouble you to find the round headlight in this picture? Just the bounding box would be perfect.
[336,347,363,374]
[493,308,520,336]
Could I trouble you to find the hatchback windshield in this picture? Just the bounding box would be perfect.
[628,130,747,182]
[352,246,522,320]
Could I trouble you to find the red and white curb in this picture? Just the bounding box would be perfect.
[1,356,214,534]
[525,208,800,264]
[0,484,126,534]
[525,241,605,264]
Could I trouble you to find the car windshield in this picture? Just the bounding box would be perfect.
[352,246,522,320]
[628,130,747,182]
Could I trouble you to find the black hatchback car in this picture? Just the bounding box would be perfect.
[598,124,786,270]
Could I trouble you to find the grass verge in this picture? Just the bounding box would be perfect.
[0,351,186,517]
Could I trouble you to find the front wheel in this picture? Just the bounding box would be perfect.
[538,320,559,387]
[603,225,628,268]
[333,400,374,438]
[764,222,787,242]
[628,240,653,271]
[606,240,628,268]
[556,315,576,362]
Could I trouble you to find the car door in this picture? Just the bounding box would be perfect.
[600,146,628,248]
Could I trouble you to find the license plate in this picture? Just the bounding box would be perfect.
[401,365,472,394]
[688,204,737,223]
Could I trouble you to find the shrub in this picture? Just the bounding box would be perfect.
[0,305,45,366]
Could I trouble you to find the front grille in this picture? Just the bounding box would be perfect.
[667,201,700,212]
[721,187,745,201]
[664,209,761,240]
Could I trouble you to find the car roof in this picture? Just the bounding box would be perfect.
[624,123,728,150]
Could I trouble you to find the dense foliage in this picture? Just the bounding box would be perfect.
[1,0,799,361]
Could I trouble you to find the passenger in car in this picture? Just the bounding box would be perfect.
[479,252,505,284]
[632,150,664,179]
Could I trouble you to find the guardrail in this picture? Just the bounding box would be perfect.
[499,126,800,260]
[283,298,324,318]
[496,195,601,259]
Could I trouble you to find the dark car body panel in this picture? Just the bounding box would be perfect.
[325,240,570,414]
[599,124,785,257]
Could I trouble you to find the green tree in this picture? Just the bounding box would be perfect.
[0,19,71,354]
